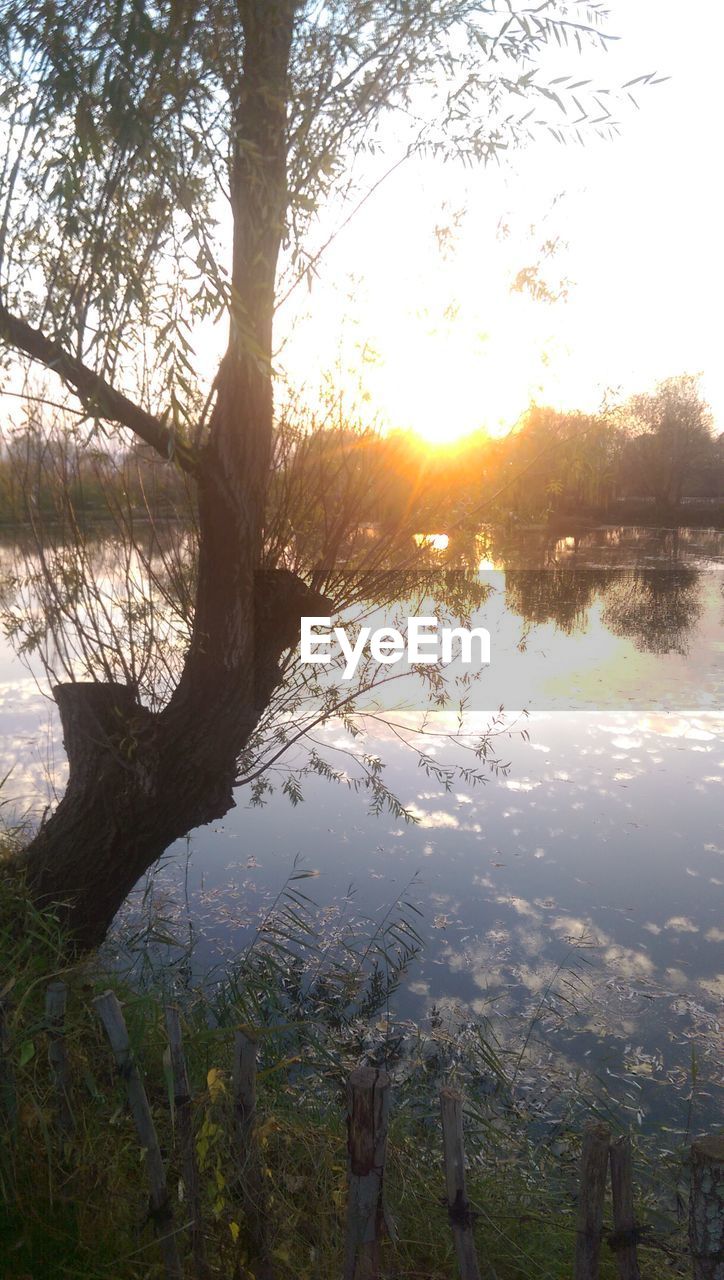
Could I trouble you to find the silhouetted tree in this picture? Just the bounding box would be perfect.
[618,375,716,512]
[0,0,639,945]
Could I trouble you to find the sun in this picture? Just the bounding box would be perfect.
[342,282,544,445]
[282,244,563,446]
[367,332,531,444]
[405,367,525,444]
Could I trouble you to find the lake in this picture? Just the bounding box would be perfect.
[1,524,722,1135]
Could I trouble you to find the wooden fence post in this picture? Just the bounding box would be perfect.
[344,1066,391,1280]
[609,1135,641,1280]
[439,1087,482,1280]
[574,1122,611,1280]
[233,1029,257,1145]
[689,1136,724,1280]
[45,981,74,1135]
[0,994,17,1135]
[165,1004,206,1279]
[232,1029,273,1280]
[93,990,182,1280]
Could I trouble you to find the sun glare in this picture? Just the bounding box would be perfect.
[356,306,538,447]
[284,185,584,449]
[414,533,449,551]
[382,351,528,445]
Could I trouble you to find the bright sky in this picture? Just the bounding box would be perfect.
[278,0,724,444]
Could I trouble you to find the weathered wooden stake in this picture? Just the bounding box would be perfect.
[344,1066,391,1280]
[439,1087,482,1280]
[165,1004,207,1279]
[574,1122,611,1280]
[0,994,17,1134]
[609,1135,641,1280]
[689,1136,724,1280]
[45,981,74,1135]
[232,1029,274,1280]
[93,990,182,1280]
[233,1029,258,1143]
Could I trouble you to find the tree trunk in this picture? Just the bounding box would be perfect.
[689,1137,724,1280]
[17,567,326,949]
[14,1,308,950]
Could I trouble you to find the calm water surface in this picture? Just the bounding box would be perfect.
[1,525,722,1132]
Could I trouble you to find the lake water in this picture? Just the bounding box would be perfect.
[1,524,722,1134]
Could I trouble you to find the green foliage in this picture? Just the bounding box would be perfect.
[0,866,690,1279]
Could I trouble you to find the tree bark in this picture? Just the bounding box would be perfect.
[13,2,312,950]
[689,1137,724,1280]
[17,568,328,949]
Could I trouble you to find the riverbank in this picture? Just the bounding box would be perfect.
[0,866,696,1279]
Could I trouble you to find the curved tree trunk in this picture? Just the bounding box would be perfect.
[14,0,308,950]
[17,565,327,949]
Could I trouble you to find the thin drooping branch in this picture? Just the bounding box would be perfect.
[0,303,198,475]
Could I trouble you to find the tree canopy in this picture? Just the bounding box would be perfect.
[0,0,642,447]
[618,374,716,509]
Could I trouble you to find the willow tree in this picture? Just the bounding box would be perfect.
[0,0,636,946]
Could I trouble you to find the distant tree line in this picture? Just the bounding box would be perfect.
[1,373,721,533]
[349,373,722,528]
[0,416,193,526]
[293,373,722,531]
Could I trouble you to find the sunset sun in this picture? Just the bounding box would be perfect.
[353,316,539,445]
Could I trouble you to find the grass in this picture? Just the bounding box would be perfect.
[0,857,690,1280]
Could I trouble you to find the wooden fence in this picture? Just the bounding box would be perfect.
[1,982,723,1280]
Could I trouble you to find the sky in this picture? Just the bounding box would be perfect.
[2,1,720,450]
[277,0,724,443]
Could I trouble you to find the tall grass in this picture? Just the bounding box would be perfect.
[0,853,687,1280]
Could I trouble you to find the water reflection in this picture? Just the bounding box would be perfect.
[602,569,704,655]
[0,524,722,1131]
[102,706,722,1132]
[481,523,723,570]
[505,568,614,634]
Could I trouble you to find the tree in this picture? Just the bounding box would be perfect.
[501,404,620,519]
[0,0,638,947]
[618,374,716,511]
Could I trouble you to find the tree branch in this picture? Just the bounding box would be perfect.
[0,303,198,475]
